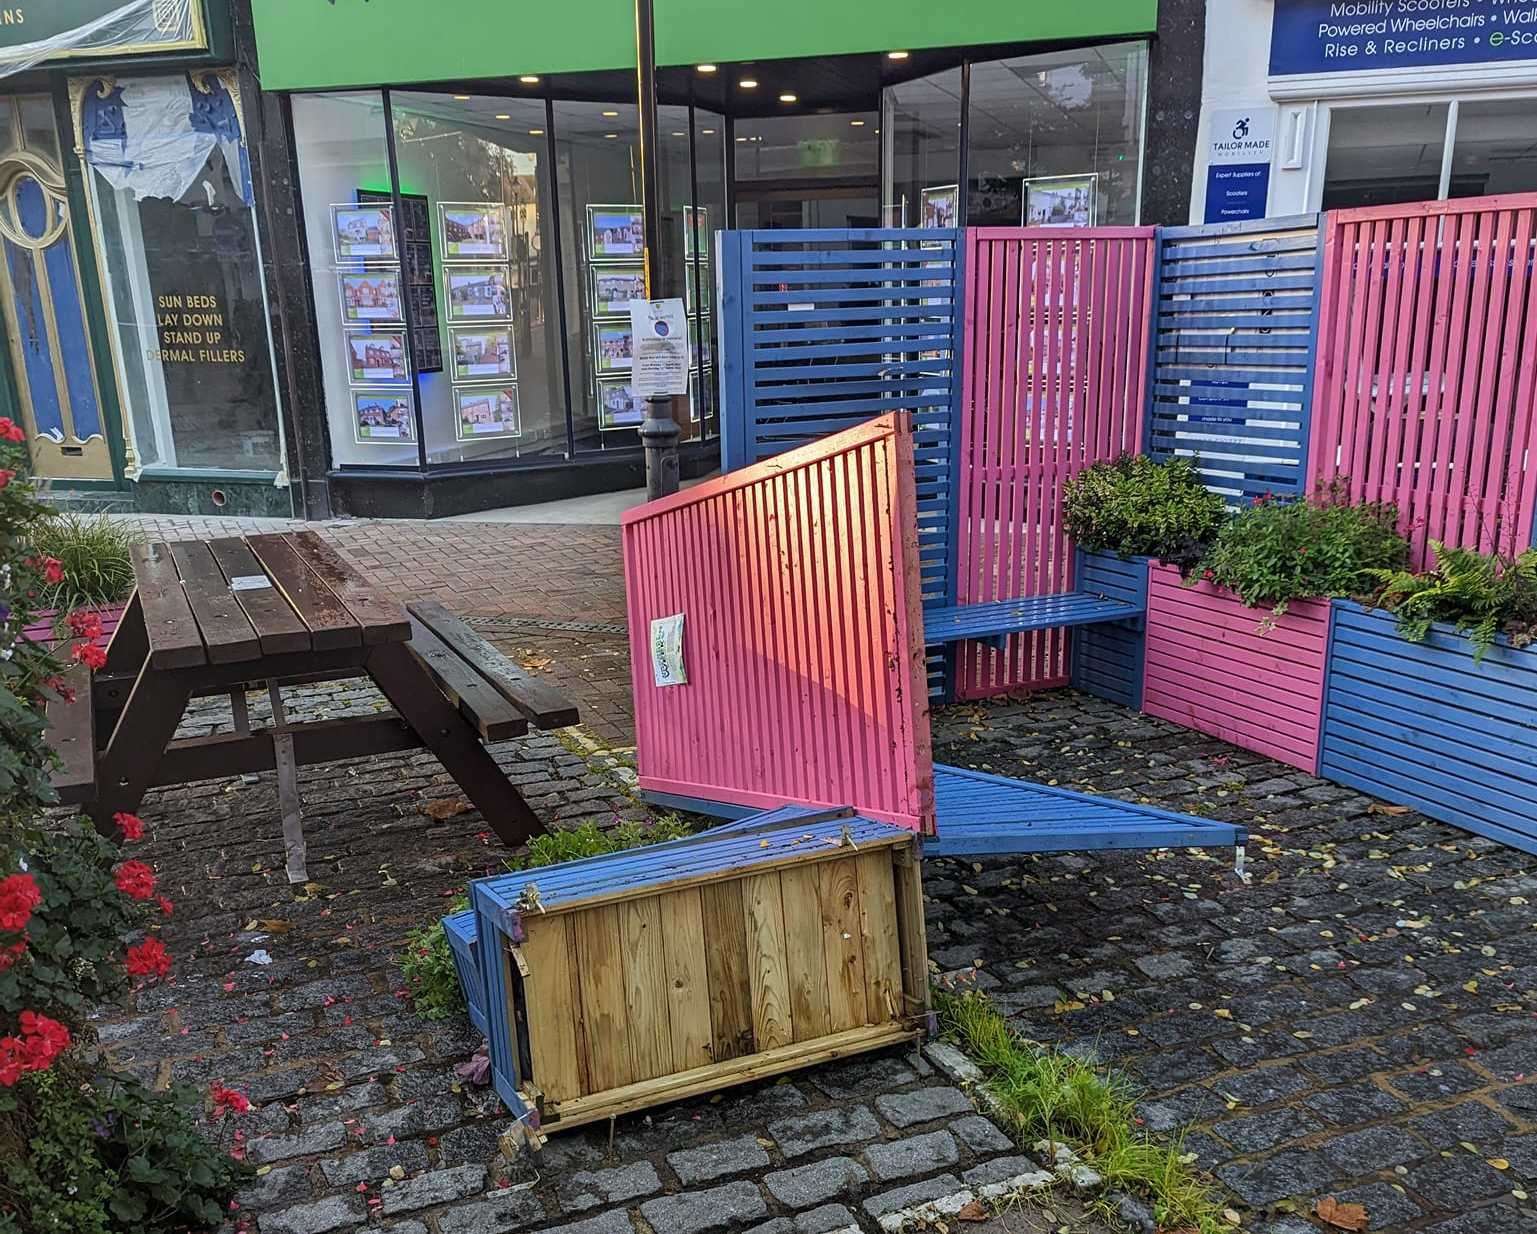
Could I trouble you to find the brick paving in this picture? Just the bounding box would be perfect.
[92,512,1537,1234]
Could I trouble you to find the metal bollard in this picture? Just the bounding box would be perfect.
[640,393,680,500]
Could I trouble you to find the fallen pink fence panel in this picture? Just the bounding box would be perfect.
[1141,565,1329,774]
[1309,192,1537,566]
[622,413,935,834]
[955,227,1156,698]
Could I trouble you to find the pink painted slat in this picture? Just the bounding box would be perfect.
[1140,566,1329,774]
[1311,192,1537,566]
[622,414,933,833]
[955,228,1156,699]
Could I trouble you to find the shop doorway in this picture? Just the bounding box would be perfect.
[732,109,879,229]
[0,95,113,480]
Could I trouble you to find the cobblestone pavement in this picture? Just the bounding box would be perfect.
[929,692,1537,1234]
[96,512,1537,1233]
[101,681,1075,1234]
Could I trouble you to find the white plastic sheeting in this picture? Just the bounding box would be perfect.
[83,75,250,205]
[0,0,196,78]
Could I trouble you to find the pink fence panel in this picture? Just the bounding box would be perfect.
[1142,565,1329,774]
[955,227,1156,699]
[1310,192,1537,566]
[622,413,935,834]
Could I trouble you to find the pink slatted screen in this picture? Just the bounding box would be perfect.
[1310,193,1537,567]
[622,414,935,834]
[1142,566,1329,775]
[955,227,1156,698]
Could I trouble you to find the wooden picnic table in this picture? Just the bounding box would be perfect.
[52,530,577,881]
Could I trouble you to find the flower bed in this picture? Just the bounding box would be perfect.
[1321,602,1537,855]
[1142,564,1331,774]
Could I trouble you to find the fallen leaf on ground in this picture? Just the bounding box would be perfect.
[1316,1195,1369,1231]
[422,798,471,820]
[1368,803,1411,815]
[955,1201,988,1222]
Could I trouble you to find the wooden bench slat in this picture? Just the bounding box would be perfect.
[167,541,261,664]
[409,600,580,729]
[285,531,411,645]
[47,664,95,805]
[406,618,528,742]
[130,542,206,669]
[207,538,312,656]
[246,534,363,650]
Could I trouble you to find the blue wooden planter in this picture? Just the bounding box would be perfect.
[1320,602,1537,856]
[1070,550,1151,709]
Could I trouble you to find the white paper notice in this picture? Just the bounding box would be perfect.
[630,298,690,398]
[650,613,687,687]
[229,575,273,592]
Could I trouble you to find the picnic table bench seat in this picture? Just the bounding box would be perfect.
[922,591,1146,651]
[48,531,580,882]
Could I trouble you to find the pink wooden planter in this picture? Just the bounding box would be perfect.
[1142,565,1329,774]
[20,602,126,651]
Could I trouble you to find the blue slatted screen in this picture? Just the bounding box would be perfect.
[1146,215,1323,502]
[719,228,963,614]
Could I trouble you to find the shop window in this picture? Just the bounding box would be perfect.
[1447,99,1537,201]
[736,112,880,230]
[882,71,961,229]
[80,73,284,475]
[692,109,726,440]
[291,92,412,467]
[965,42,1148,227]
[1322,103,1449,211]
[553,99,650,453]
[390,93,562,464]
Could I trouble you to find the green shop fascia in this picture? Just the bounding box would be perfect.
[2,0,1164,519]
[247,0,1169,519]
[0,0,308,517]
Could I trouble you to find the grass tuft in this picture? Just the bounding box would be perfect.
[28,513,140,611]
[937,988,1232,1234]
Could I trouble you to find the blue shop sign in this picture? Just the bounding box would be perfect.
[1271,0,1537,76]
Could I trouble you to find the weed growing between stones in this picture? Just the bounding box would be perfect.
[399,814,694,1023]
[938,988,1232,1234]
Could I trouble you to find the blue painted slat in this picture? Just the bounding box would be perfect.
[720,226,962,704]
[1147,215,1322,501]
[441,911,488,1037]
[924,764,1245,858]
[1070,550,1150,710]
[924,591,1146,647]
[1319,602,1537,857]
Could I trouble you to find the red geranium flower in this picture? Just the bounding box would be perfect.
[0,469,13,490]
[113,860,156,901]
[41,557,63,585]
[0,416,23,443]
[0,939,27,971]
[72,643,108,670]
[158,896,174,917]
[67,610,104,640]
[0,872,41,933]
[114,812,145,842]
[125,936,171,979]
[210,1082,252,1118]
[0,1012,71,1085]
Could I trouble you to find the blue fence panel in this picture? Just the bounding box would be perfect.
[1145,214,1323,502]
[1069,550,1150,710]
[719,227,963,615]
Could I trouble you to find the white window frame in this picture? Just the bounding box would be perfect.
[1308,88,1537,211]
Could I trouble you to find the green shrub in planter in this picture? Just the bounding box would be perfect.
[28,514,139,613]
[1369,540,1537,660]
[1062,455,1225,570]
[1195,486,1408,614]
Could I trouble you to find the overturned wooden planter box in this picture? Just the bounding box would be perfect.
[1321,603,1537,856]
[471,809,928,1136]
[1142,564,1330,774]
